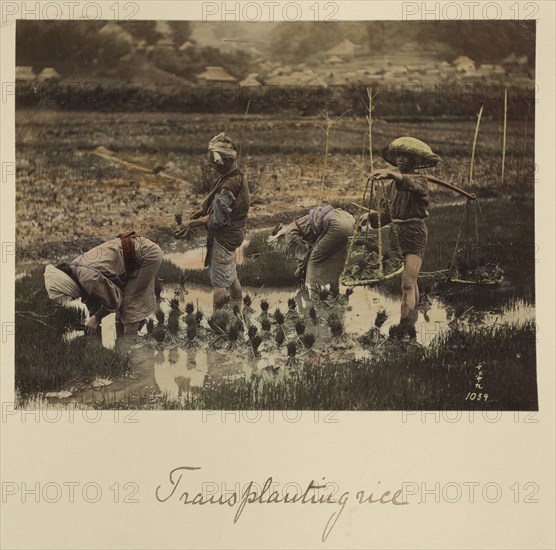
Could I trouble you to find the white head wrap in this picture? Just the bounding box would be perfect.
[208,132,237,164]
[44,264,82,301]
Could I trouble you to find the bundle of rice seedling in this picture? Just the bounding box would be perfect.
[295,320,306,335]
[155,310,165,326]
[327,313,344,337]
[227,322,241,342]
[309,306,318,324]
[186,324,197,341]
[153,325,166,342]
[301,332,316,349]
[274,308,285,325]
[275,329,285,346]
[375,309,388,328]
[185,314,197,327]
[260,299,270,313]
[168,310,180,335]
[287,340,297,358]
[251,334,263,354]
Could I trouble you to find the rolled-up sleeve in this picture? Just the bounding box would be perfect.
[206,189,235,231]
[396,174,428,197]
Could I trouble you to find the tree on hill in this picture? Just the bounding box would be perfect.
[119,21,160,45]
[167,21,192,47]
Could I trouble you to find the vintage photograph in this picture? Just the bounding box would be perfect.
[14,19,537,410]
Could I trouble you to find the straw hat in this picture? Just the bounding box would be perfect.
[382,137,442,169]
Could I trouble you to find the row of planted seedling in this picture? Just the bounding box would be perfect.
[145,291,355,361]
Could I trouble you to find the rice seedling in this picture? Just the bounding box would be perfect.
[261,318,272,332]
[227,322,241,342]
[318,287,330,301]
[301,332,316,349]
[275,329,285,346]
[186,324,197,341]
[185,302,195,315]
[287,340,297,358]
[287,298,297,312]
[170,298,180,311]
[295,320,306,335]
[243,294,252,308]
[153,325,166,342]
[168,310,180,335]
[251,334,263,355]
[309,306,318,324]
[388,322,416,341]
[260,299,270,313]
[209,310,229,334]
[146,318,154,334]
[195,310,204,324]
[375,309,388,328]
[185,314,197,327]
[274,308,285,325]
[327,313,344,338]
[155,310,165,326]
[345,288,354,298]
[156,259,188,285]
[248,325,258,339]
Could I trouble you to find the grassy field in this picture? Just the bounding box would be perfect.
[13,109,537,409]
[15,269,132,396]
[93,321,536,411]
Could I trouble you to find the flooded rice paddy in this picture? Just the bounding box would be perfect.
[47,260,533,408]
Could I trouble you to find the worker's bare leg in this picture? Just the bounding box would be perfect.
[229,277,243,312]
[400,254,422,322]
[213,287,228,310]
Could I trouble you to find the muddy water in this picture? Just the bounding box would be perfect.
[164,239,249,270]
[52,278,534,408]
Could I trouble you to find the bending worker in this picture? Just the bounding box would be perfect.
[174,133,250,311]
[269,205,355,296]
[44,232,163,338]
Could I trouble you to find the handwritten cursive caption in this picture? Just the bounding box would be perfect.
[156,466,408,542]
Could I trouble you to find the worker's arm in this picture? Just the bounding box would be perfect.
[85,304,112,334]
[395,174,428,196]
[371,168,427,196]
[206,189,235,231]
[174,190,233,239]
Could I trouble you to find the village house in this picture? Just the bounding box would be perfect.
[324,39,364,60]
[453,55,476,73]
[196,66,237,83]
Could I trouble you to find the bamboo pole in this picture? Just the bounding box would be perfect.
[238,99,251,159]
[501,88,508,184]
[407,173,476,200]
[318,111,331,203]
[366,88,374,173]
[469,105,484,185]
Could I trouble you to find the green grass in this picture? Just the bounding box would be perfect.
[15,270,133,397]
[93,321,536,410]
[373,197,535,309]
[160,232,298,287]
